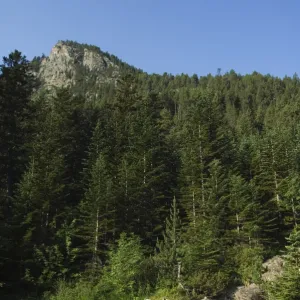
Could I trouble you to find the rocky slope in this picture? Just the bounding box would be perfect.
[37,41,126,88]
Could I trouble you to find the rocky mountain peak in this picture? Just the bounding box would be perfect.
[38,40,120,88]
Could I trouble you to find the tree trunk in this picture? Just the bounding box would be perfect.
[270,139,281,217]
[94,208,99,264]
[199,124,205,215]
[192,181,196,228]
[291,198,297,227]
[143,151,146,184]
[236,213,240,235]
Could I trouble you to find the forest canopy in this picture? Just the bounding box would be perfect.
[1,46,300,299]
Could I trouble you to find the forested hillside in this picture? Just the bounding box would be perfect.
[1,42,300,299]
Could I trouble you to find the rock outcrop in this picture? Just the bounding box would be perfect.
[233,284,264,300]
[38,41,119,88]
[213,256,285,300]
[214,284,263,300]
[261,255,284,282]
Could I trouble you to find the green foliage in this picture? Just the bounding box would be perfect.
[25,244,68,287]
[149,287,189,300]
[98,233,146,298]
[45,280,97,300]
[233,245,264,285]
[181,220,230,297]
[280,172,300,227]
[155,197,181,287]
[266,227,300,299]
[0,50,35,197]
[77,152,114,273]
[4,44,300,298]
[0,50,36,296]
[31,54,45,73]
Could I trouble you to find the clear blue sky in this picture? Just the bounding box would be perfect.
[1,0,299,77]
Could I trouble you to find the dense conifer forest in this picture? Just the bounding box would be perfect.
[1,44,300,299]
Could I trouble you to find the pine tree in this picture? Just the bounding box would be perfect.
[227,174,262,245]
[252,130,288,246]
[127,92,176,243]
[178,97,213,227]
[180,160,230,297]
[15,88,86,290]
[280,172,300,228]
[0,50,35,295]
[155,196,181,287]
[77,153,114,273]
[0,50,35,197]
[16,104,67,290]
[110,74,140,237]
[113,85,176,244]
[100,233,145,298]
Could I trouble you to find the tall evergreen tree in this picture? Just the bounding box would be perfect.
[0,50,35,197]
[0,51,35,296]
[77,153,114,273]
[155,196,181,287]
[15,89,88,291]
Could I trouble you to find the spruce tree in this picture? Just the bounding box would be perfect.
[0,50,35,197]
[155,196,181,287]
[0,50,35,295]
[99,233,145,299]
[15,88,86,290]
[77,153,114,273]
[180,160,229,298]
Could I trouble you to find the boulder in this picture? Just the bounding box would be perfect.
[233,284,264,300]
[261,255,284,282]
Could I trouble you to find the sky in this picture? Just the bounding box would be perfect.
[0,0,299,77]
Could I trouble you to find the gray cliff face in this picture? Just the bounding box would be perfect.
[38,41,119,88]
